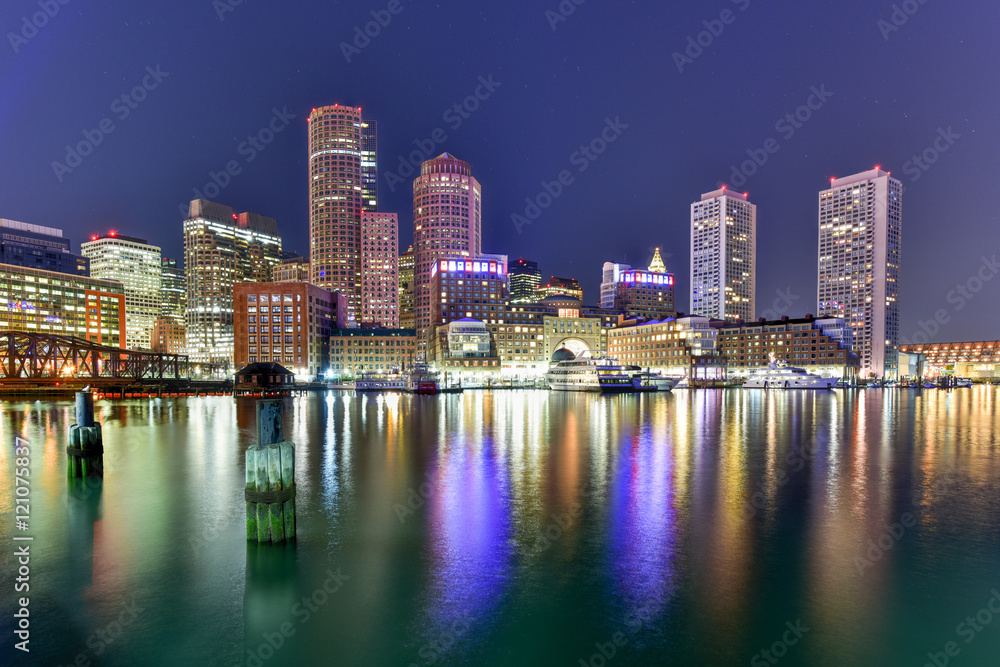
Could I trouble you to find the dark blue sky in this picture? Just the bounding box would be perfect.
[1,0,997,342]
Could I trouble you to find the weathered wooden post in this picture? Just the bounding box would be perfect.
[245,400,296,543]
[67,390,103,478]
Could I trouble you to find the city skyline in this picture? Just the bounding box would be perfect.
[2,1,996,344]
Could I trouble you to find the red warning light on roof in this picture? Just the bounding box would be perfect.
[91,235,97,241]
[109,231,116,237]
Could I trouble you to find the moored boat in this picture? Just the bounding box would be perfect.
[743,355,835,389]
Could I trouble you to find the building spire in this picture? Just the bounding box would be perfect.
[648,247,666,273]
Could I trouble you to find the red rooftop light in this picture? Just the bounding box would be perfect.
[90,235,97,241]
[109,231,116,237]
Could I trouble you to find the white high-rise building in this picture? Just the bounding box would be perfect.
[690,188,756,322]
[81,233,162,350]
[817,168,902,378]
[600,262,631,309]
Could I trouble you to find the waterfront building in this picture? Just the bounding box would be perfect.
[430,318,502,376]
[690,187,756,322]
[308,104,365,317]
[899,340,1000,379]
[398,246,415,330]
[817,167,902,378]
[428,256,508,329]
[413,153,482,350]
[715,316,860,379]
[183,199,282,366]
[272,255,310,283]
[328,328,416,377]
[1,218,89,276]
[509,259,542,304]
[537,276,583,301]
[426,257,508,372]
[0,263,125,347]
[233,282,334,380]
[607,316,726,380]
[360,212,399,327]
[600,262,631,309]
[612,269,675,321]
[81,232,162,350]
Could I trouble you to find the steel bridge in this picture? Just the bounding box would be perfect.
[0,330,187,383]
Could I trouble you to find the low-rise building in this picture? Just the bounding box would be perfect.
[233,282,334,381]
[899,340,1000,379]
[608,316,726,380]
[716,316,859,379]
[0,263,125,347]
[329,328,416,377]
[431,318,502,378]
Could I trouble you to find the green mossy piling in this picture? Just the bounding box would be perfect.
[245,400,296,543]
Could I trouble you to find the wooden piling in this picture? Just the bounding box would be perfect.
[245,400,296,543]
[67,391,103,478]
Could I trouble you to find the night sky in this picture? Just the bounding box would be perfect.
[1,0,997,342]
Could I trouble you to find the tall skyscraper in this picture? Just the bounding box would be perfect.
[183,199,282,365]
[152,257,187,355]
[360,211,399,327]
[160,258,185,324]
[817,167,902,377]
[600,262,631,309]
[361,119,378,210]
[81,232,162,350]
[690,187,756,322]
[398,245,415,330]
[413,153,482,349]
[308,104,365,319]
[509,259,541,303]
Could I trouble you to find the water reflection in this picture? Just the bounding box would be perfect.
[0,388,998,666]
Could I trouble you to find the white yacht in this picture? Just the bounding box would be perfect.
[545,352,634,393]
[630,369,681,392]
[355,375,406,392]
[743,356,835,389]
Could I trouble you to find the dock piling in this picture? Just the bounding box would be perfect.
[245,400,295,543]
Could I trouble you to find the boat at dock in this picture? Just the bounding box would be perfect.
[743,355,835,389]
[545,354,634,393]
